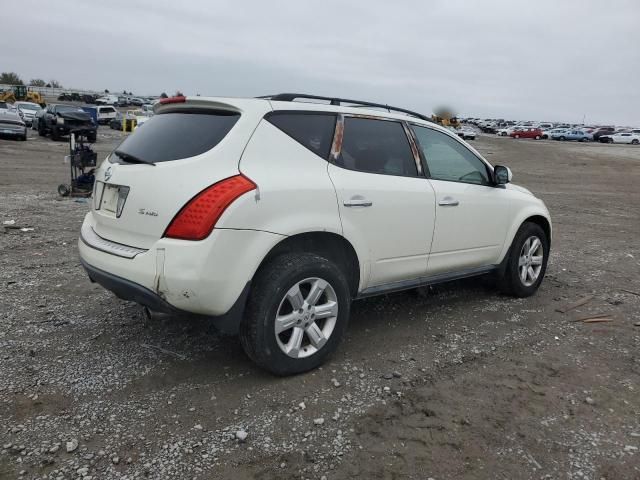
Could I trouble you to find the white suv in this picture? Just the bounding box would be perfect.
[78,93,552,375]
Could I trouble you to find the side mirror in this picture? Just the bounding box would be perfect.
[494,165,513,185]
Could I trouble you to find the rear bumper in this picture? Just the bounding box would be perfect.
[81,258,250,334]
[78,212,285,329]
[81,258,177,313]
[0,124,26,136]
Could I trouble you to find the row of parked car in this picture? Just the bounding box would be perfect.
[57,92,158,108]
[466,119,640,145]
[0,98,156,142]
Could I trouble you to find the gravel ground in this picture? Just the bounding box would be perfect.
[1,127,639,480]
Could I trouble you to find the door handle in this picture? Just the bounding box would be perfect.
[344,199,373,207]
[438,196,459,207]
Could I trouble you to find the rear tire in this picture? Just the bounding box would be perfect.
[498,222,549,298]
[559,136,566,141]
[535,135,540,140]
[51,128,60,141]
[239,253,351,376]
[632,139,639,145]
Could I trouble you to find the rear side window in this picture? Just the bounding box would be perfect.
[266,112,336,159]
[337,117,417,177]
[112,111,239,163]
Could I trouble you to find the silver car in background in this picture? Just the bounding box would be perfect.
[14,101,42,127]
[0,111,28,141]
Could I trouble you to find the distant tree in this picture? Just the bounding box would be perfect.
[0,72,24,85]
[49,79,62,88]
[45,83,51,88]
[104,89,110,94]
[29,78,46,87]
[160,92,168,98]
[175,90,184,97]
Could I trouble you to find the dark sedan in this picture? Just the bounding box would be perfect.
[38,104,97,142]
[592,127,615,142]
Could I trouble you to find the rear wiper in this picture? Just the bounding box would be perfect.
[113,150,156,166]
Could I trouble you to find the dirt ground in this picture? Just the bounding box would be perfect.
[1,126,639,480]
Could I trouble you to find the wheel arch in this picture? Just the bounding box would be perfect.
[255,231,361,298]
[498,208,552,263]
[525,214,552,244]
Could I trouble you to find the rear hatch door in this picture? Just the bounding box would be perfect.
[91,98,269,249]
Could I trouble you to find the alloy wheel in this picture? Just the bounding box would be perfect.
[275,277,338,359]
[518,236,544,287]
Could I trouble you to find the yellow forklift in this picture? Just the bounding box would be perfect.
[0,85,46,107]
[431,107,460,128]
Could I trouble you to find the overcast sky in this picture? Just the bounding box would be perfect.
[3,0,639,125]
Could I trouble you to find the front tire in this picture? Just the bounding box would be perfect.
[498,222,549,297]
[240,253,351,376]
[632,139,639,145]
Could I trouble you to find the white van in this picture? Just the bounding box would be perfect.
[96,105,118,124]
[95,95,118,106]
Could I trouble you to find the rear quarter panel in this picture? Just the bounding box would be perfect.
[221,120,343,237]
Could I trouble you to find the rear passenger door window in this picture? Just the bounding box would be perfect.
[266,112,336,159]
[411,125,490,185]
[337,117,418,177]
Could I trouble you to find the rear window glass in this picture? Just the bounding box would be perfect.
[112,111,239,163]
[266,112,336,159]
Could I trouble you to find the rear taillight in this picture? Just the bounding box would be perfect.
[164,175,256,240]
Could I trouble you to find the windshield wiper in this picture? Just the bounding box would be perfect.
[113,150,156,166]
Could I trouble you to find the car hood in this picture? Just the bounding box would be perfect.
[58,111,92,121]
[507,183,534,196]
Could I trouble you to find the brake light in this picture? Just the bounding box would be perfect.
[159,96,186,105]
[164,175,257,240]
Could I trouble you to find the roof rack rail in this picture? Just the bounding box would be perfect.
[259,93,433,123]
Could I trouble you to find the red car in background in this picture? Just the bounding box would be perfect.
[510,127,543,139]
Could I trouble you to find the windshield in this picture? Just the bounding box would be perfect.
[18,104,40,111]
